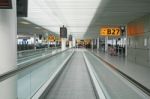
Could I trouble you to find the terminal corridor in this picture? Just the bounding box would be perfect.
[0,0,150,99]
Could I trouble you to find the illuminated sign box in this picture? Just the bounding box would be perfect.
[60,26,67,38]
[48,35,55,42]
[0,0,12,9]
[100,27,121,36]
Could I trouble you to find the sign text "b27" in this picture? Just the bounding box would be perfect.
[100,27,121,36]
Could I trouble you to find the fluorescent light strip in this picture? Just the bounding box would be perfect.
[20,21,30,25]
[25,0,102,38]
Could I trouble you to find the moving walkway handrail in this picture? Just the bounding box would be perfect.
[83,53,107,99]
[17,47,50,53]
[17,47,58,54]
[17,48,62,61]
[17,48,60,61]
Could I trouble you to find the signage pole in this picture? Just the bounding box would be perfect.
[69,41,72,48]
[34,34,37,50]
[91,39,93,50]
[61,38,67,51]
[73,37,76,47]
[105,36,108,52]
[97,37,100,51]
[125,25,128,57]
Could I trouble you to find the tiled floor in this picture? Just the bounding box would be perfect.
[85,50,149,99]
[91,49,150,90]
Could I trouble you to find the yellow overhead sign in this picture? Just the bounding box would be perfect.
[48,35,55,42]
[100,27,121,36]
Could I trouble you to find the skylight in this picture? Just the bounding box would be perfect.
[25,0,101,39]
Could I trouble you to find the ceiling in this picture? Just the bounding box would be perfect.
[84,0,150,38]
[17,18,57,37]
[25,0,101,39]
[23,0,150,39]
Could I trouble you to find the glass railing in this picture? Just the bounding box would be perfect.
[17,47,61,63]
[0,49,73,99]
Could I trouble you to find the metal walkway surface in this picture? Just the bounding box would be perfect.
[45,50,96,99]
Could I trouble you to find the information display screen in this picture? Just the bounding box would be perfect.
[60,26,67,38]
[0,0,12,9]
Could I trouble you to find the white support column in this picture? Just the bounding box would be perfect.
[91,39,94,50]
[34,34,37,50]
[73,38,76,47]
[0,0,17,75]
[97,37,99,50]
[69,41,72,48]
[125,25,128,57]
[0,0,17,99]
[61,38,67,51]
[45,33,49,48]
[47,42,50,48]
[105,37,108,52]
[55,41,57,48]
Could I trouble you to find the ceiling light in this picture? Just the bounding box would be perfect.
[20,21,30,24]
[25,0,102,38]
[35,27,41,29]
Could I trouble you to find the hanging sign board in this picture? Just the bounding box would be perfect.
[17,0,28,17]
[48,35,55,42]
[100,27,121,36]
[60,26,67,38]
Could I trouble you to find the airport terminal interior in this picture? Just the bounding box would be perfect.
[0,0,150,99]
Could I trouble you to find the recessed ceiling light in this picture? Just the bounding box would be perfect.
[20,21,30,24]
[35,27,41,29]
